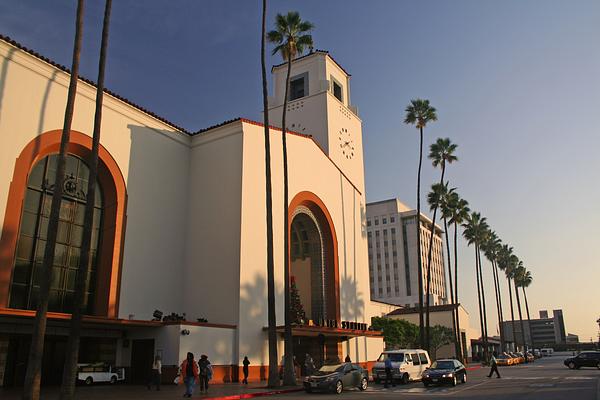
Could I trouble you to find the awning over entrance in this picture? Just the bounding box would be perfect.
[267,325,383,338]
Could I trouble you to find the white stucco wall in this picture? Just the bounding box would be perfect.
[0,40,190,320]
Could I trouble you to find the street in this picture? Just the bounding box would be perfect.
[277,352,599,400]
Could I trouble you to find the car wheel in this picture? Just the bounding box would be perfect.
[335,380,343,394]
[451,376,457,387]
[461,373,467,384]
[568,362,576,370]
[597,362,600,370]
[359,377,368,391]
[401,373,409,385]
[84,377,93,385]
[110,376,117,384]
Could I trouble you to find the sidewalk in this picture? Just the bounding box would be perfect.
[0,383,304,400]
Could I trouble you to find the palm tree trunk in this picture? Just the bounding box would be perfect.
[424,165,446,352]
[59,1,112,399]
[489,259,502,352]
[476,246,489,362]
[523,287,534,352]
[491,261,505,352]
[416,127,425,349]
[282,51,295,386]
[443,218,460,360]
[453,223,463,361]
[22,2,85,399]
[507,277,517,352]
[474,247,485,362]
[514,280,527,361]
[261,0,279,388]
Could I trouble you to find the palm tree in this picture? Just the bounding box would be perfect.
[462,212,490,361]
[261,0,279,388]
[404,99,437,349]
[481,230,505,352]
[520,269,534,352]
[446,193,469,361]
[22,2,85,399]
[424,138,457,351]
[60,1,112,398]
[513,262,528,361]
[267,11,314,386]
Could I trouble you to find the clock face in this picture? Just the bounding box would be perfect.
[338,128,355,159]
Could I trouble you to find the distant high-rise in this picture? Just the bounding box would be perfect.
[366,198,447,307]
[503,309,568,347]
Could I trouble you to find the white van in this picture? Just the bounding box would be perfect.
[372,349,431,384]
[541,348,554,357]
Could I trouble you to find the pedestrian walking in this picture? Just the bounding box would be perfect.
[147,355,162,391]
[384,355,395,388]
[179,352,199,398]
[304,353,315,376]
[487,351,501,378]
[198,354,213,393]
[242,356,250,384]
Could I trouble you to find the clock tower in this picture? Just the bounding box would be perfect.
[268,50,365,192]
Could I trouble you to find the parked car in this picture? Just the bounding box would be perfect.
[508,352,523,364]
[564,351,600,370]
[77,363,124,385]
[526,352,535,362]
[496,354,514,366]
[372,349,431,384]
[421,359,467,387]
[303,363,368,394]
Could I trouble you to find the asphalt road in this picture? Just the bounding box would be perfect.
[276,353,600,400]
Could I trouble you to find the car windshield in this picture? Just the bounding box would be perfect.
[314,364,344,375]
[431,361,454,370]
[377,353,404,362]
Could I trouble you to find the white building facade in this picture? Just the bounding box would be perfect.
[0,36,384,386]
[366,198,447,308]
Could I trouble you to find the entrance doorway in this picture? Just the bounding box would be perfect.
[130,339,154,384]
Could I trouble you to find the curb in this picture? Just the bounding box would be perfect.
[204,388,304,400]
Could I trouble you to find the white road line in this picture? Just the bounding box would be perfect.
[440,381,488,396]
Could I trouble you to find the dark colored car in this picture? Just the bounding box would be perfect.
[303,363,369,394]
[421,359,467,387]
[564,351,600,370]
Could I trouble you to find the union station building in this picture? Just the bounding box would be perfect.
[0,35,393,386]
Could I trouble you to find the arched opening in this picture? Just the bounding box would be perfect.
[0,130,127,318]
[288,192,340,368]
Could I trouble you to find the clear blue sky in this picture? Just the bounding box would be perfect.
[1,0,599,341]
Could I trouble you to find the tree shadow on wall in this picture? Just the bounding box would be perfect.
[0,47,15,127]
[339,275,364,322]
[239,272,283,382]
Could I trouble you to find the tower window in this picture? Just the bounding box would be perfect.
[331,76,344,103]
[289,72,308,101]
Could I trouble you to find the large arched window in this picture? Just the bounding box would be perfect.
[9,154,103,314]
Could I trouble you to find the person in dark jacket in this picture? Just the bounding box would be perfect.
[179,352,198,398]
[198,354,212,393]
[345,355,351,363]
[242,356,250,384]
